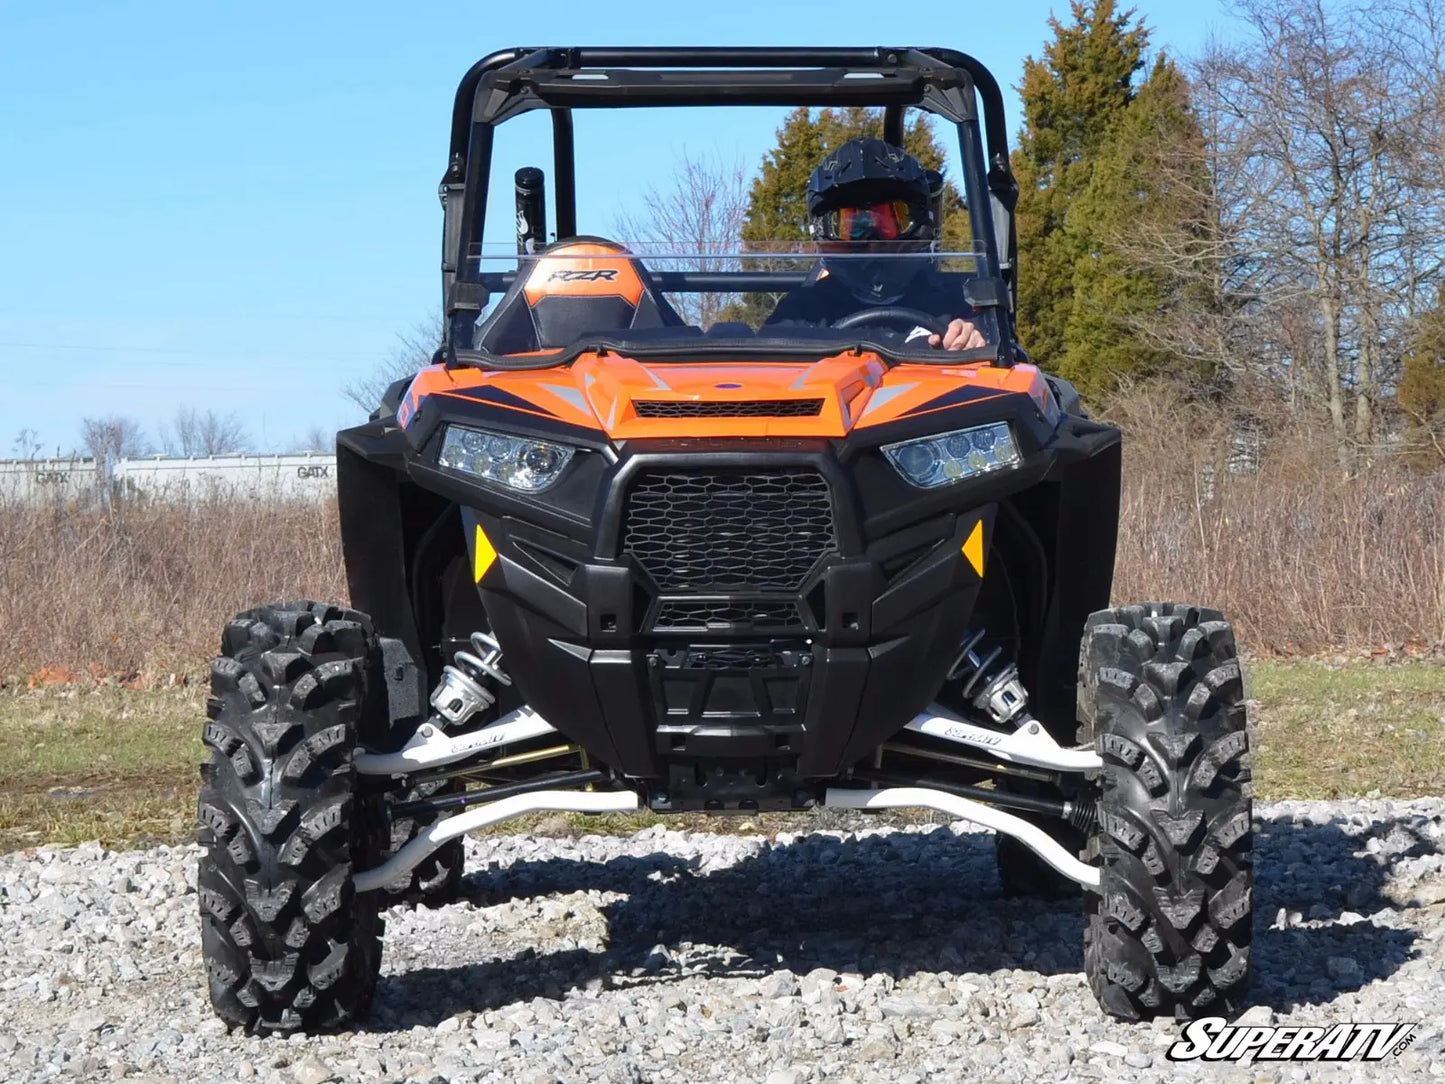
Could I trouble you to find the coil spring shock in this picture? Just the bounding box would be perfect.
[946,627,1030,727]
[947,628,1096,830]
[429,630,513,726]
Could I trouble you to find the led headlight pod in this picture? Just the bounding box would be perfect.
[882,422,1020,488]
[436,425,576,492]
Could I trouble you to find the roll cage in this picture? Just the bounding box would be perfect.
[439,46,1021,357]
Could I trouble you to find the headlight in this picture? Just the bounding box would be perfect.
[436,425,576,492]
[882,422,1020,488]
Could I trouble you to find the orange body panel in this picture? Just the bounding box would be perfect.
[401,357,1054,439]
[877,361,1055,422]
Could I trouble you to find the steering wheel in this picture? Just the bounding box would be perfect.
[832,307,950,336]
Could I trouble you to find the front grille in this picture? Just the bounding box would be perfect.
[623,470,837,593]
[633,399,824,418]
[652,599,803,632]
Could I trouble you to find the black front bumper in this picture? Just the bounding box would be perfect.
[462,443,991,784]
[339,385,1123,800]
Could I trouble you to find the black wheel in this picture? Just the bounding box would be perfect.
[381,777,465,907]
[197,601,387,1033]
[994,796,1084,900]
[1078,603,1253,1020]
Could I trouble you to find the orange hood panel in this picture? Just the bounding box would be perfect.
[405,354,1053,438]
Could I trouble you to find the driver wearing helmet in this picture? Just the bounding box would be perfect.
[765,137,986,351]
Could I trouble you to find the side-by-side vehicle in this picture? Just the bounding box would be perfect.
[196,46,1253,1032]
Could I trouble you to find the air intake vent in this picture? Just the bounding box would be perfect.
[623,470,837,592]
[632,399,824,418]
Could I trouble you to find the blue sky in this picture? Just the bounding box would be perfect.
[0,0,1234,456]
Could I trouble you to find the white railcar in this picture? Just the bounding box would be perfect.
[113,453,337,501]
[0,458,101,504]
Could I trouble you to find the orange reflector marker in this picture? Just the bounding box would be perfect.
[962,520,985,578]
[474,524,498,583]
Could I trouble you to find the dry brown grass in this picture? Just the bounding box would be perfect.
[0,399,1441,683]
[1,431,1435,853]
[0,496,345,683]
[1106,384,1445,655]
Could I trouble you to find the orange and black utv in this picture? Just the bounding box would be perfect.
[197,47,1252,1033]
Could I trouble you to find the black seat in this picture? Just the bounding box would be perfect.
[474,237,686,354]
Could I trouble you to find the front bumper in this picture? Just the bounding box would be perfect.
[339,379,1122,796]
[455,442,992,783]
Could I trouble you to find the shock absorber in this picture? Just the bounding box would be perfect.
[941,627,1096,831]
[429,630,513,726]
[947,627,1032,728]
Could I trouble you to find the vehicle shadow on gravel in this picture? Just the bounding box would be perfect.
[371,809,1430,1030]
[1249,810,1429,1014]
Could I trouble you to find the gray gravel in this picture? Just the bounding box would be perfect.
[2,799,1444,1083]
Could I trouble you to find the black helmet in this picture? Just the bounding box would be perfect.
[805,137,936,303]
[805,137,934,243]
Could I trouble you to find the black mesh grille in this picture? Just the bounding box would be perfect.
[652,599,803,632]
[633,399,824,418]
[623,470,837,592]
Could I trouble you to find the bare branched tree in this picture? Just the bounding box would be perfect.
[80,416,151,481]
[80,416,150,460]
[614,151,749,328]
[289,425,334,454]
[159,407,251,457]
[343,316,442,414]
[10,429,43,460]
[1188,0,1445,458]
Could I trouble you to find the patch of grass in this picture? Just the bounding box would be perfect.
[0,684,203,852]
[1247,658,1445,799]
[1,659,1441,852]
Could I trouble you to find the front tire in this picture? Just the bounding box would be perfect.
[1079,603,1253,1020]
[197,601,387,1033]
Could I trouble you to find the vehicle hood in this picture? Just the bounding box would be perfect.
[407,352,1053,439]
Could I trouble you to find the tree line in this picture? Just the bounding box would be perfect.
[607,0,1445,470]
[336,0,1445,476]
[1011,0,1445,471]
[8,409,332,475]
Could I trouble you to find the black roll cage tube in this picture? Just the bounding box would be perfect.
[439,47,1020,359]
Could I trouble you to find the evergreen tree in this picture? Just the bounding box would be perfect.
[1012,0,1149,369]
[728,107,970,325]
[1059,55,1213,397]
[1399,298,1445,468]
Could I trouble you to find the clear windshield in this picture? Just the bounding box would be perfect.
[458,240,1000,361]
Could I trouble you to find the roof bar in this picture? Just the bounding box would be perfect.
[551,109,576,240]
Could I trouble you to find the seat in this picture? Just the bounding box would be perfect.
[474,237,686,354]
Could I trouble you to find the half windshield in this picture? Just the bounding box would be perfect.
[458,241,1001,363]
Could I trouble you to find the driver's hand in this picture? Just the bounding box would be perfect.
[928,319,986,351]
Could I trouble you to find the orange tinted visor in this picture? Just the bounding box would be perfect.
[828,200,915,241]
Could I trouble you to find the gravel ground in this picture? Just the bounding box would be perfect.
[2,799,1443,1083]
